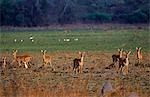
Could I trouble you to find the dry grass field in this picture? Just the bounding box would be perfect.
[0,51,150,97]
[0,24,149,97]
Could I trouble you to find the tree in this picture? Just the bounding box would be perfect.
[0,0,149,26]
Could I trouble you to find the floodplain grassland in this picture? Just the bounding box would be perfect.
[0,24,149,52]
[0,24,150,97]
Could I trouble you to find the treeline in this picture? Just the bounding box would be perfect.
[0,0,149,27]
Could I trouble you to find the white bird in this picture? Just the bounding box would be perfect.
[31,40,34,42]
[74,38,78,41]
[20,39,23,42]
[14,39,17,42]
[29,36,34,40]
[66,38,70,42]
[64,38,70,42]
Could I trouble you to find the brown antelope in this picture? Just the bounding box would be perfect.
[136,47,142,64]
[112,49,123,66]
[118,51,131,75]
[73,52,85,73]
[41,50,54,70]
[12,50,32,68]
[2,57,6,68]
[0,57,7,68]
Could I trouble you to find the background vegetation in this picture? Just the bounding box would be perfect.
[0,28,149,52]
[0,0,149,26]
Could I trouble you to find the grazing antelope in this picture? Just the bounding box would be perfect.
[112,49,123,66]
[118,51,131,75]
[136,47,142,64]
[41,50,54,70]
[12,50,32,69]
[73,52,85,73]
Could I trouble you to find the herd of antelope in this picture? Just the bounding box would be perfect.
[0,47,143,75]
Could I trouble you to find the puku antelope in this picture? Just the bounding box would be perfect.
[0,57,7,68]
[112,49,123,66]
[12,50,32,69]
[136,47,142,64]
[41,50,54,70]
[2,57,6,68]
[118,51,131,75]
[73,52,85,73]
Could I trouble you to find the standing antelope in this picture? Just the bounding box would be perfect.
[118,51,131,75]
[0,57,7,68]
[41,50,54,70]
[136,47,142,64]
[3,57,6,68]
[12,50,32,69]
[112,49,123,66]
[73,52,85,73]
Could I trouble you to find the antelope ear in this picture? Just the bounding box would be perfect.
[136,47,138,50]
[118,48,120,51]
[2,57,6,60]
[139,47,142,50]
[128,51,131,55]
[41,50,43,52]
